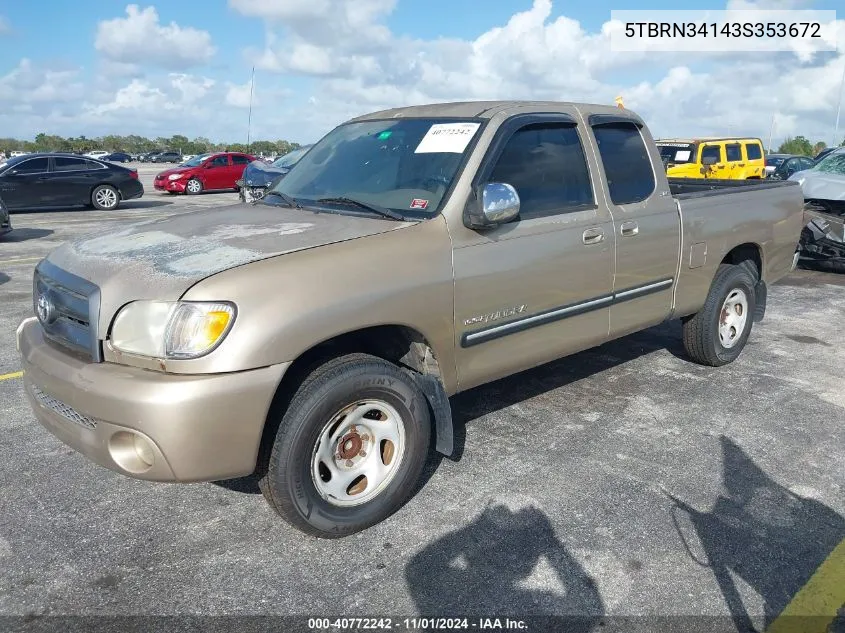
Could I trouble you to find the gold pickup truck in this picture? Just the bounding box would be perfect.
[17,102,804,537]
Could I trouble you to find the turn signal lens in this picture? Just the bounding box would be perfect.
[164,302,235,359]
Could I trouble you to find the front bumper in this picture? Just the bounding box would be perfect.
[17,318,290,482]
[153,178,187,193]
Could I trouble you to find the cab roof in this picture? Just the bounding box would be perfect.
[348,100,643,123]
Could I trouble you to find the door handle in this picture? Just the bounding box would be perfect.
[582,227,605,245]
[37,177,50,181]
[620,221,639,237]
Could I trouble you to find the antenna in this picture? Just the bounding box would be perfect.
[246,66,255,151]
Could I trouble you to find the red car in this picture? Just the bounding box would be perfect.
[153,152,256,195]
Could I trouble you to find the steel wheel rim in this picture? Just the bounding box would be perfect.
[187,180,201,193]
[311,399,406,507]
[719,288,748,348]
[95,188,117,208]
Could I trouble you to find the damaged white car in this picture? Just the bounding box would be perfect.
[790,148,845,273]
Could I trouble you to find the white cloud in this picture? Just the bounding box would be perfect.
[225,80,255,108]
[0,15,11,35]
[95,5,216,70]
[0,59,84,105]
[230,0,845,146]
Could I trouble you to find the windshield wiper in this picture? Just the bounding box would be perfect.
[316,196,406,221]
[262,190,301,209]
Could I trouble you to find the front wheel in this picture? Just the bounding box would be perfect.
[91,184,120,210]
[259,353,431,538]
[185,178,203,195]
[682,263,756,366]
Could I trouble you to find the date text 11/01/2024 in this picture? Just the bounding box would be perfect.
[308,618,528,630]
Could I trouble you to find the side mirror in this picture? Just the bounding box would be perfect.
[701,155,718,166]
[464,182,520,229]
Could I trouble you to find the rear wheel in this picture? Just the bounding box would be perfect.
[259,353,431,538]
[91,185,120,210]
[682,263,756,366]
[185,178,203,195]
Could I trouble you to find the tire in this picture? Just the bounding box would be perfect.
[682,263,756,366]
[91,184,120,210]
[259,353,431,538]
[185,178,203,195]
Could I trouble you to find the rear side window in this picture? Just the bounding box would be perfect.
[701,145,722,164]
[488,123,594,219]
[54,157,89,172]
[726,144,742,161]
[745,143,762,160]
[231,154,250,165]
[592,124,655,205]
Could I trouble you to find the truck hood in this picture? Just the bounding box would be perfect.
[46,203,415,332]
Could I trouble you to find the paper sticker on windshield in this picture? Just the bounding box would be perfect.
[415,123,480,154]
[410,198,429,210]
[675,150,691,161]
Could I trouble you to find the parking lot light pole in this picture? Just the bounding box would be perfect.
[247,66,255,152]
[835,60,845,147]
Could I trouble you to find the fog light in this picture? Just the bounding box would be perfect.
[109,431,155,473]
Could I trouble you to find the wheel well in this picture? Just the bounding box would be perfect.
[255,326,445,474]
[721,243,762,279]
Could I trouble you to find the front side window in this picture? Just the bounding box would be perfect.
[273,118,481,214]
[488,123,593,219]
[745,143,762,160]
[209,155,229,167]
[13,157,49,174]
[183,153,211,167]
[593,124,655,205]
[54,157,89,172]
[701,145,723,164]
[725,144,742,162]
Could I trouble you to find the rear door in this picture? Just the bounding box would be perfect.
[724,142,744,179]
[700,144,727,178]
[587,118,680,338]
[452,112,616,390]
[230,154,251,186]
[743,141,764,178]
[0,157,51,209]
[51,156,96,206]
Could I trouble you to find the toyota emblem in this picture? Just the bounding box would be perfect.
[36,293,57,325]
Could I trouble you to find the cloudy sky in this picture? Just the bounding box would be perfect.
[0,0,843,147]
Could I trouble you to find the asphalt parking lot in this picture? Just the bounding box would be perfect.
[0,168,843,631]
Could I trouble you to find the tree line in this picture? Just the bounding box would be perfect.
[774,136,843,157]
[0,134,302,156]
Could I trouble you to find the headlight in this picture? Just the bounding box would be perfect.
[168,173,184,180]
[110,301,236,360]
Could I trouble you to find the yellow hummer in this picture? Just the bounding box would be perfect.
[657,137,766,179]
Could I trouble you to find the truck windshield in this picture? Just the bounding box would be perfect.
[269,118,481,215]
[657,143,696,165]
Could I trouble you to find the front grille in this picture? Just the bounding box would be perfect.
[31,386,97,429]
[33,261,102,361]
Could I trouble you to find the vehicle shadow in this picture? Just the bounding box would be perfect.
[448,320,687,460]
[0,272,9,286]
[1,228,54,242]
[667,435,845,633]
[405,504,604,632]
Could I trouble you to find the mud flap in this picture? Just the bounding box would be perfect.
[407,371,454,457]
[753,279,767,323]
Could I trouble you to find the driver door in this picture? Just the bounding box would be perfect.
[204,154,231,189]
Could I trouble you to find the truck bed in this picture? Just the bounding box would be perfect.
[668,177,797,199]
